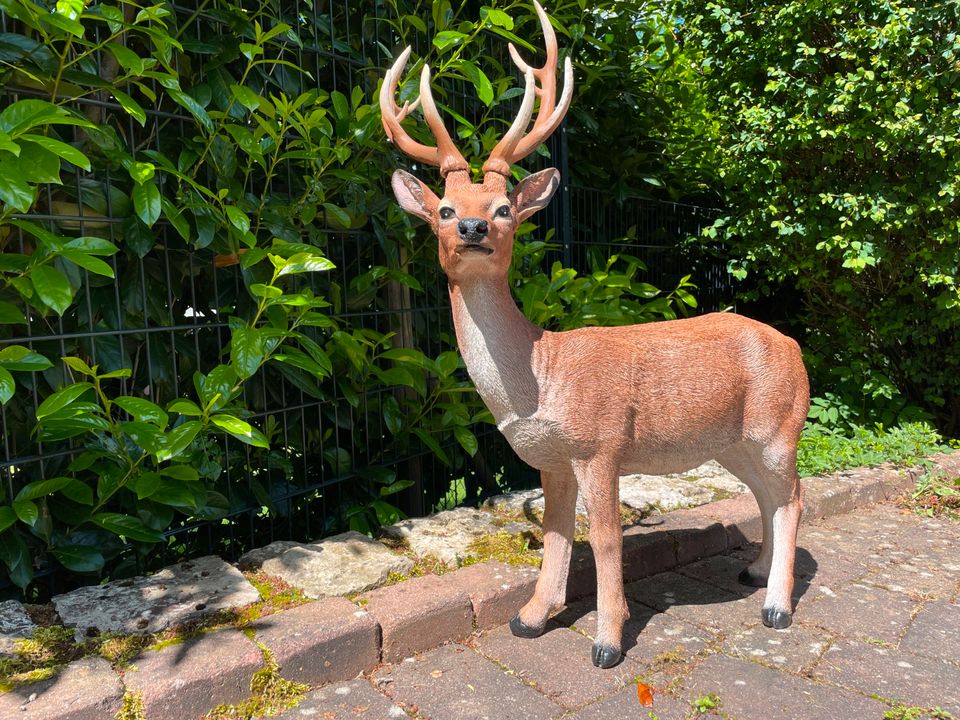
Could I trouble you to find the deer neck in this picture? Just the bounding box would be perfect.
[448,277,544,428]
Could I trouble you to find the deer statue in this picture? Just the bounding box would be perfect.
[379,2,810,669]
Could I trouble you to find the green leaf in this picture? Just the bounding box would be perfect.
[0,507,16,533]
[19,133,90,170]
[322,202,351,228]
[383,395,403,435]
[132,181,161,226]
[61,356,94,376]
[161,465,199,482]
[433,30,466,52]
[412,428,451,466]
[113,89,147,126]
[35,382,93,419]
[0,301,26,324]
[276,252,334,276]
[230,83,262,111]
[211,414,269,448]
[484,8,514,30]
[60,249,115,278]
[0,345,52,371]
[113,396,169,427]
[0,367,13,405]
[166,399,202,416]
[0,530,32,589]
[63,236,119,255]
[93,512,165,543]
[435,351,460,377]
[15,476,73,501]
[157,420,202,461]
[168,88,214,133]
[225,205,250,234]
[31,264,73,314]
[61,480,93,505]
[132,471,161,500]
[0,166,34,211]
[459,61,494,106]
[230,326,265,380]
[13,499,38,526]
[0,99,92,135]
[129,160,155,184]
[454,424,479,456]
[52,545,104,573]
[120,421,166,454]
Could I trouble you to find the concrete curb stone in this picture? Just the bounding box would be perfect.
[251,597,380,685]
[360,573,473,663]
[1,452,956,718]
[121,627,264,720]
[0,657,123,720]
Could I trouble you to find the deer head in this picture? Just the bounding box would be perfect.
[380,1,573,283]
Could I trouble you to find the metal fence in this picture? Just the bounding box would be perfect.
[0,0,727,599]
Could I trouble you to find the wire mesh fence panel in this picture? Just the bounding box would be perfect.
[0,0,729,600]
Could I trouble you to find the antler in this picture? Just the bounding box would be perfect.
[379,46,470,178]
[482,0,574,179]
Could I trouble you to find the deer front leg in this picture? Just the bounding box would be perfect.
[578,457,628,669]
[511,469,577,638]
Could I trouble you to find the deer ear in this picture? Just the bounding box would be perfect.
[510,168,560,222]
[392,169,439,223]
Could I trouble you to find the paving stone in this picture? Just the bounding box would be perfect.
[724,623,832,674]
[375,643,562,720]
[0,599,36,655]
[0,657,123,720]
[261,531,414,598]
[676,552,758,595]
[900,600,960,661]
[122,627,264,720]
[444,561,539,629]
[625,571,743,613]
[681,652,887,720]
[361,573,473,662]
[571,684,692,720]
[863,559,959,600]
[797,581,919,644]
[277,679,407,719]
[381,507,538,566]
[52,555,260,637]
[557,598,713,670]
[251,597,380,685]
[476,623,642,709]
[816,637,960,714]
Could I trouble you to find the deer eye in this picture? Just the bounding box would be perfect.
[495,205,511,218]
[438,207,455,220]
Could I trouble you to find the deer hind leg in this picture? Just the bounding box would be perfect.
[717,440,803,630]
[577,457,628,668]
[511,468,577,639]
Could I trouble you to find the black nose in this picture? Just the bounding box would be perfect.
[457,218,488,240]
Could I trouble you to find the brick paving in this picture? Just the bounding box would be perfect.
[284,500,960,720]
[4,456,959,720]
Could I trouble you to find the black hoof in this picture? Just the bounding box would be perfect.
[509,614,544,639]
[761,607,792,630]
[738,568,768,588]
[591,642,623,669]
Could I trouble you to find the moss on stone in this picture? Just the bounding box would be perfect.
[115,690,146,720]
[203,644,309,719]
[460,531,542,568]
